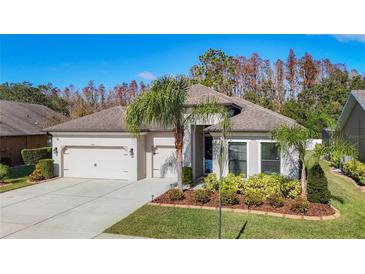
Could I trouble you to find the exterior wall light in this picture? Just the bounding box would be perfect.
[129,148,134,158]
[54,147,58,156]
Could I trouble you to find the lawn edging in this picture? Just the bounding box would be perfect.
[148,202,340,221]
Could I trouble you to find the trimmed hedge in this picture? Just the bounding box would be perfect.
[21,147,52,165]
[0,163,9,181]
[182,166,192,185]
[38,159,54,179]
[307,163,331,204]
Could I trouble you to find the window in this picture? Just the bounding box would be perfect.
[261,142,280,174]
[228,142,247,176]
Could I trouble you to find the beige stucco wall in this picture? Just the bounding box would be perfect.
[341,103,365,162]
[145,132,175,178]
[211,133,299,179]
[137,135,146,180]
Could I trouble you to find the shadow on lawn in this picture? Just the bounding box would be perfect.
[235,220,248,239]
[331,194,345,204]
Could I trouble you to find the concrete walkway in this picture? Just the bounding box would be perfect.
[0,177,174,239]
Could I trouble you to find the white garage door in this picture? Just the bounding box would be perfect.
[153,146,177,178]
[63,146,130,180]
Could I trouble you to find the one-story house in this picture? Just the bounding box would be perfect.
[44,84,299,181]
[337,90,365,162]
[0,100,59,166]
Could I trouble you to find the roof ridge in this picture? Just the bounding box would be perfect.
[0,99,51,109]
[199,85,297,124]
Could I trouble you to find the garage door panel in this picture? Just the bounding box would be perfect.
[63,147,130,180]
[153,146,176,178]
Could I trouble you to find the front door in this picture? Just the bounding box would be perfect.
[204,135,213,174]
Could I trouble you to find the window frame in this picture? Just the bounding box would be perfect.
[227,141,249,177]
[259,140,281,175]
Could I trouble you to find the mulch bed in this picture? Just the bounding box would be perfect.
[152,190,335,217]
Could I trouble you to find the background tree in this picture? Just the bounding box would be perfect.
[191,49,237,96]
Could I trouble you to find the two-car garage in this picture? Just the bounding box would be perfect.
[52,133,177,181]
[45,106,177,181]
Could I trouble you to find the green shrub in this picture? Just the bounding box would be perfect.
[242,173,282,199]
[21,147,52,165]
[203,173,219,191]
[321,137,358,168]
[182,166,192,185]
[29,163,44,182]
[203,173,243,193]
[0,163,10,181]
[268,194,284,208]
[307,163,331,204]
[280,178,301,199]
[221,173,243,192]
[243,189,265,207]
[38,159,54,179]
[290,197,309,213]
[167,189,184,201]
[342,160,365,186]
[192,189,210,204]
[221,189,239,205]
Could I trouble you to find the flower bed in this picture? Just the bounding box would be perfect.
[152,190,335,217]
[342,160,365,186]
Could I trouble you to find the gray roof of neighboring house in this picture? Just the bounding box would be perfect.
[44,84,298,133]
[0,100,59,137]
[337,90,365,130]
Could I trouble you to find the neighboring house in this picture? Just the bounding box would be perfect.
[0,100,59,166]
[44,84,299,181]
[337,90,365,162]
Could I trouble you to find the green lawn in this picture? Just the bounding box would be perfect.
[105,160,365,239]
[0,165,34,193]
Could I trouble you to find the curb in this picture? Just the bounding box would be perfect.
[148,202,341,221]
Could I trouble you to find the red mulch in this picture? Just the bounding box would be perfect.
[152,190,335,217]
[0,181,11,187]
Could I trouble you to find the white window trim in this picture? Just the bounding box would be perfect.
[257,140,283,175]
[226,139,250,177]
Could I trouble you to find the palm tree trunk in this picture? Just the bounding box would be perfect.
[175,126,184,191]
[300,162,307,199]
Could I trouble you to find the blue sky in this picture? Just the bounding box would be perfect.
[1,34,365,90]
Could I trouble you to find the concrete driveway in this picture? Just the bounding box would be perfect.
[0,177,174,239]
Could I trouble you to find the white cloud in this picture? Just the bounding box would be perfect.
[137,71,157,81]
[333,35,365,43]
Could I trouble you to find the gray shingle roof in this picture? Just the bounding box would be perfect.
[352,90,365,110]
[185,84,239,107]
[43,106,172,132]
[44,84,298,133]
[337,90,365,130]
[0,100,59,136]
[205,95,298,132]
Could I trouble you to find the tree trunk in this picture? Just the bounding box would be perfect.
[300,162,307,199]
[175,126,184,191]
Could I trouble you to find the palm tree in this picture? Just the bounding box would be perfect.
[272,125,310,198]
[125,75,230,190]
